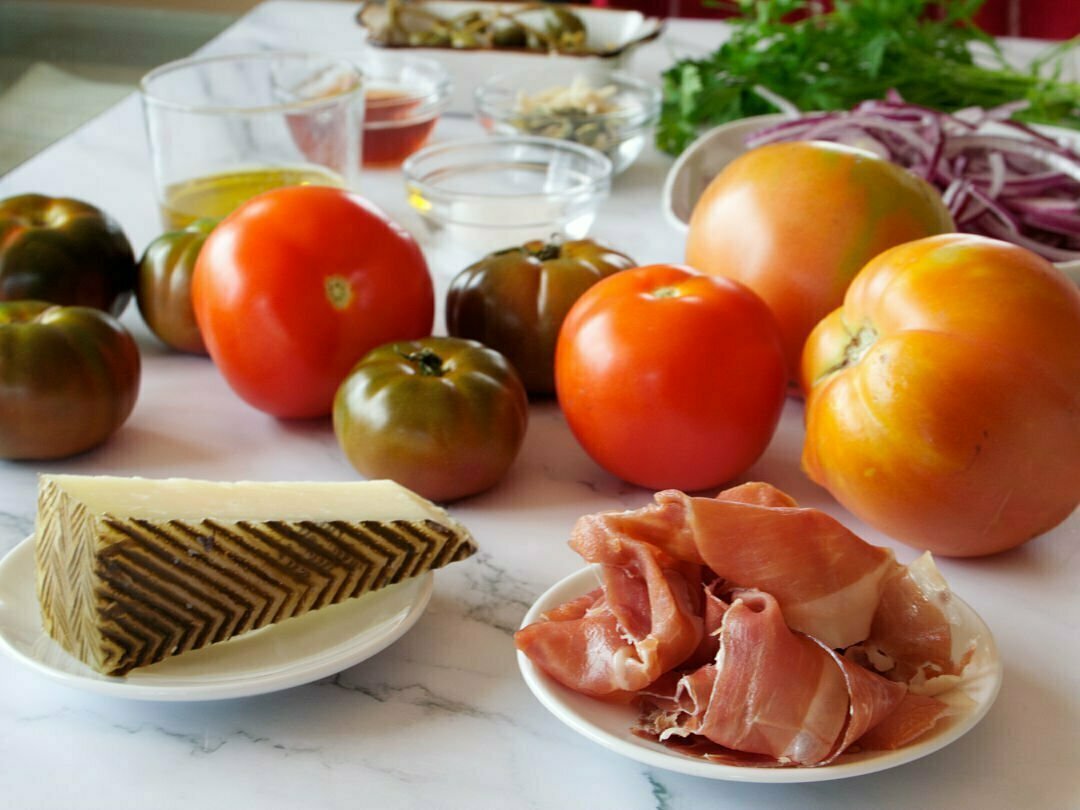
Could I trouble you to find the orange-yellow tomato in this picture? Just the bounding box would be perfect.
[801,234,1080,557]
[686,141,954,380]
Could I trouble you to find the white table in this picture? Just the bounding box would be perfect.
[0,4,1076,808]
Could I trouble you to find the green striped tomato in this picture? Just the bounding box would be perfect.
[0,301,140,459]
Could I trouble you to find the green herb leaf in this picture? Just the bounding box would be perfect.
[658,0,1080,156]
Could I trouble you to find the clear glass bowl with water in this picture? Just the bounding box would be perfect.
[401,136,612,255]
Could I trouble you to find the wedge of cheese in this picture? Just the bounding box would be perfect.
[35,475,478,676]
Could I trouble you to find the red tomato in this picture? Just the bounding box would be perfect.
[192,186,434,418]
[686,141,954,381]
[802,234,1080,556]
[555,264,787,491]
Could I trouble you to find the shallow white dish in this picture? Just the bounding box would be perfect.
[518,566,1002,783]
[660,113,784,234]
[356,1,664,113]
[661,113,1080,286]
[0,535,433,701]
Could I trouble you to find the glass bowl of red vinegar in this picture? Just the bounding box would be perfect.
[352,50,452,168]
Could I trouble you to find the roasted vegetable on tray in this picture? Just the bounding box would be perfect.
[358,0,591,53]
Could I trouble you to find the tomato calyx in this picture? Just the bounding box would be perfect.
[10,199,70,230]
[0,300,57,326]
[527,239,563,262]
[324,275,354,310]
[843,323,878,367]
[820,322,879,382]
[400,346,447,377]
[516,234,567,262]
[649,285,681,299]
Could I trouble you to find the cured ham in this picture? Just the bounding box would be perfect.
[515,482,971,767]
[514,532,703,697]
[645,590,853,765]
[581,483,897,649]
[636,589,946,766]
[860,553,974,694]
[566,482,972,682]
[855,692,954,750]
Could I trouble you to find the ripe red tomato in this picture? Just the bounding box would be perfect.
[192,186,434,418]
[802,234,1080,556]
[686,141,954,381]
[555,264,787,491]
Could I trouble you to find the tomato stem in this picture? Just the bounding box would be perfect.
[401,347,445,376]
[813,323,879,385]
[844,324,877,367]
[531,238,563,262]
[324,275,354,310]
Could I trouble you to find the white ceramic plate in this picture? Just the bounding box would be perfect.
[661,114,1080,285]
[0,535,433,701]
[357,1,664,58]
[518,566,1002,783]
[660,113,784,234]
[356,0,665,113]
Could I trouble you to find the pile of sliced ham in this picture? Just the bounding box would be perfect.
[515,483,977,768]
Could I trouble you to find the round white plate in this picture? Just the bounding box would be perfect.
[660,113,784,234]
[0,535,433,701]
[660,113,1080,286]
[517,566,1002,782]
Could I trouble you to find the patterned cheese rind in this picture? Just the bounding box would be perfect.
[36,477,477,675]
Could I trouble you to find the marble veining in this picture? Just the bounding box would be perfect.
[456,552,544,636]
[112,723,274,758]
[0,510,34,548]
[325,674,518,727]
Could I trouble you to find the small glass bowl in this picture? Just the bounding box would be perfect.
[401,136,612,255]
[474,66,660,175]
[348,50,452,167]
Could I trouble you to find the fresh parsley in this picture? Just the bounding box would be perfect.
[657,0,1080,155]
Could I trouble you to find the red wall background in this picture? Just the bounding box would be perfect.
[592,0,1080,40]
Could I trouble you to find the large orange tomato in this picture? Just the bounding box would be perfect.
[555,264,787,491]
[802,234,1080,557]
[686,141,954,380]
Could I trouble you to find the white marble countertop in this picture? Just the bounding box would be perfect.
[0,3,1077,808]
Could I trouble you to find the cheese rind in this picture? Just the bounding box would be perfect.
[35,476,477,675]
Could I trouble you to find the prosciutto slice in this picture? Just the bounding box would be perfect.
[655,590,852,765]
[514,533,703,697]
[517,482,968,766]
[583,483,896,649]
[570,483,970,681]
[855,692,953,750]
[859,553,975,694]
[636,589,941,766]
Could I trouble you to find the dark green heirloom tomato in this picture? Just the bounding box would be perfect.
[137,219,215,355]
[333,336,528,503]
[445,238,635,396]
[0,194,137,317]
[0,301,140,460]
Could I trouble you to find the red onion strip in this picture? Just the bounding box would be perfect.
[745,96,1080,261]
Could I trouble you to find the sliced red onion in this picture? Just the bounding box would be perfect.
[745,95,1080,262]
[751,84,802,117]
